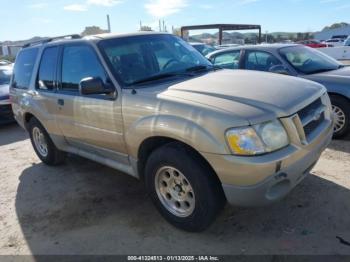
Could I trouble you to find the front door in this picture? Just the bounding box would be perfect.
[56,43,127,162]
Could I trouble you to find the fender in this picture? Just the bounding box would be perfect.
[125,114,230,159]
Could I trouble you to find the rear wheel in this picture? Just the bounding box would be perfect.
[28,118,66,165]
[331,95,349,139]
[144,143,226,232]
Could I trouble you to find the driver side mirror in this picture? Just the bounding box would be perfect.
[269,65,290,75]
[79,77,115,95]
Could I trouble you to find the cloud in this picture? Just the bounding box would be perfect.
[87,0,122,6]
[64,4,88,11]
[64,0,122,12]
[145,0,188,18]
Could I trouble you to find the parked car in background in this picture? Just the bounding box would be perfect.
[0,64,14,123]
[207,44,349,138]
[189,42,217,56]
[216,43,241,50]
[10,33,333,232]
[323,38,345,47]
[0,60,13,66]
[298,40,329,48]
[344,36,350,46]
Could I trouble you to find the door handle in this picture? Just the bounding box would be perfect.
[57,99,64,106]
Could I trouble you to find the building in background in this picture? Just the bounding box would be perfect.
[314,25,350,41]
[0,45,21,57]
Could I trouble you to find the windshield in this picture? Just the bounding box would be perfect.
[192,44,216,56]
[98,34,212,87]
[0,68,12,85]
[279,46,341,74]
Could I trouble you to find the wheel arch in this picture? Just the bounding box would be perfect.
[137,136,222,186]
[328,92,350,103]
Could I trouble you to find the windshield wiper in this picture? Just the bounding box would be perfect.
[186,65,209,72]
[130,72,192,85]
[309,68,336,74]
[185,64,222,73]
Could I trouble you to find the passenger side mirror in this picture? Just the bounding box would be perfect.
[269,65,290,75]
[79,77,115,95]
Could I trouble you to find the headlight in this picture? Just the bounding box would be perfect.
[226,120,289,156]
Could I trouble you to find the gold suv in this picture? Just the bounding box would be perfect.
[10,33,333,231]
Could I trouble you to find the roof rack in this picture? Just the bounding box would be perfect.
[22,34,81,48]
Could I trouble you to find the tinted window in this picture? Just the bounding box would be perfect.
[0,68,12,85]
[99,34,212,87]
[12,48,38,89]
[213,51,241,69]
[61,45,107,91]
[37,47,59,90]
[245,51,282,72]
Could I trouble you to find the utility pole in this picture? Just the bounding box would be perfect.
[107,14,111,33]
[265,30,268,43]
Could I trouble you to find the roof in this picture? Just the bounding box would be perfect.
[189,42,207,46]
[207,44,299,57]
[23,32,171,48]
[89,31,170,40]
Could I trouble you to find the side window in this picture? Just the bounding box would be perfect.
[12,48,38,89]
[37,47,59,91]
[213,51,241,69]
[244,51,282,72]
[61,45,107,91]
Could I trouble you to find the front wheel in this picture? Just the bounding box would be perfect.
[144,143,226,232]
[331,96,349,139]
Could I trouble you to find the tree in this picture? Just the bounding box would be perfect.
[81,26,108,36]
[323,22,349,31]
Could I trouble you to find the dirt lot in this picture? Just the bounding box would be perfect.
[0,123,349,255]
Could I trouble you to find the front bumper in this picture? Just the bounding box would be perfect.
[203,119,333,207]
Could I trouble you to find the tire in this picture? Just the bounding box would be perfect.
[330,95,350,139]
[28,118,66,165]
[144,142,226,232]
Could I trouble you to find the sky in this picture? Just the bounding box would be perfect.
[1,0,350,41]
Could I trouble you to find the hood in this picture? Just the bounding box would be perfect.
[161,70,325,124]
[303,66,350,85]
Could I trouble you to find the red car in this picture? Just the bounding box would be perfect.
[298,40,329,48]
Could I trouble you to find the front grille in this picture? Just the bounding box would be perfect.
[298,98,323,121]
[297,98,326,139]
[304,113,325,136]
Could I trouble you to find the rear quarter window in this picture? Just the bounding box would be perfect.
[12,48,39,89]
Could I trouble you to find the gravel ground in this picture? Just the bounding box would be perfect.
[0,123,349,255]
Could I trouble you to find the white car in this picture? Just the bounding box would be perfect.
[0,65,14,123]
[324,38,345,47]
